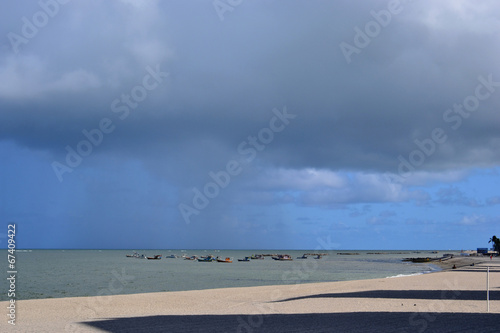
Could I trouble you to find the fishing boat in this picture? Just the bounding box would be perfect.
[296,254,308,259]
[126,252,140,258]
[165,254,177,258]
[184,255,198,260]
[238,257,251,262]
[147,255,162,260]
[217,257,233,263]
[198,255,216,262]
[314,255,322,259]
[272,254,293,261]
[250,254,264,260]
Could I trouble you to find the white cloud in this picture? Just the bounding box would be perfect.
[238,168,428,208]
[0,56,101,98]
[46,69,101,92]
[256,168,346,191]
[416,0,500,33]
[127,39,174,67]
[455,214,500,227]
[458,214,486,226]
[390,170,470,186]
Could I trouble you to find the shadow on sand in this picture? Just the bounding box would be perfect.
[274,289,500,303]
[83,312,499,332]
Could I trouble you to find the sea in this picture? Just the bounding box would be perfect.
[2,249,452,301]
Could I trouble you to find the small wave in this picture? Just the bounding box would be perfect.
[386,272,425,278]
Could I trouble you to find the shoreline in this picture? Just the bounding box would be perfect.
[3,257,499,332]
[430,255,491,270]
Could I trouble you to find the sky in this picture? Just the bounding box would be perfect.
[1,0,499,250]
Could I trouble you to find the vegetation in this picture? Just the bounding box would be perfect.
[489,236,500,253]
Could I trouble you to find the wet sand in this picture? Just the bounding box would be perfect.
[3,257,499,332]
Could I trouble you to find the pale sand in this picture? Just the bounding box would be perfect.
[3,258,499,332]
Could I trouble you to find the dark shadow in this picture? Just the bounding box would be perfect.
[82,312,500,332]
[274,290,500,303]
[452,268,500,273]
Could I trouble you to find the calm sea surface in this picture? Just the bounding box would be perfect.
[2,249,453,300]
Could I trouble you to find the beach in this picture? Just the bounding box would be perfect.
[2,256,498,332]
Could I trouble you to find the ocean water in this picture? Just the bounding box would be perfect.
[2,249,451,301]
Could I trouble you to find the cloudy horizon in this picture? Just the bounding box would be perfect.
[1,0,499,250]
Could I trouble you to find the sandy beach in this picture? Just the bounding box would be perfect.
[3,257,499,332]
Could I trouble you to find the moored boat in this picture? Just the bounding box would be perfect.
[217,257,233,263]
[147,255,162,260]
[272,254,293,261]
[250,254,264,260]
[238,257,251,262]
[296,254,308,259]
[198,255,216,262]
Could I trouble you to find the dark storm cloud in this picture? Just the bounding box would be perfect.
[1,0,500,180]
